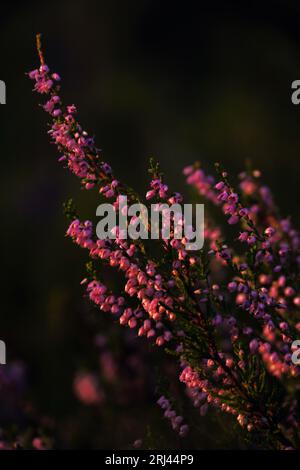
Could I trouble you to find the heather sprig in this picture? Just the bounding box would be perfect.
[29,35,300,449]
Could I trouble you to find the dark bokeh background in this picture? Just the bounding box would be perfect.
[1,0,300,448]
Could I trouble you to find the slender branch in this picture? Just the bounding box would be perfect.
[36,33,45,66]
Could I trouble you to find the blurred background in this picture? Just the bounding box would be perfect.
[1,0,300,449]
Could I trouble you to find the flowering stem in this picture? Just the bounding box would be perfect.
[36,33,45,66]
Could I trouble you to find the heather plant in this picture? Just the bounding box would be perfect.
[28,35,300,450]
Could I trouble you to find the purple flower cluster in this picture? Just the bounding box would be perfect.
[157,395,189,437]
[29,42,300,449]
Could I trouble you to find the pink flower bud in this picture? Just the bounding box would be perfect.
[249,339,258,353]
[156,336,165,346]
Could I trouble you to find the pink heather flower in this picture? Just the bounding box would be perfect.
[236,293,246,305]
[259,274,271,285]
[39,64,49,73]
[215,181,225,190]
[278,275,286,287]
[146,189,156,200]
[238,231,249,242]
[52,73,60,81]
[32,437,47,450]
[156,336,165,346]
[240,180,256,195]
[228,192,238,204]
[264,227,275,238]
[228,214,239,225]
[226,359,234,368]
[67,105,76,114]
[147,329,156,338]
[35,78,53,94]
[239,208,249,217]
[247,235,256,245]
[279,322,288,331]
[294,297,300,307]
[85,182,95,190]
[228,281,237,293]
[128,317,137,328]
[29,69,39,79]
[249,339,259,353]
[183,165,194,175]
[164,330,172,341]
[284,287,295,297]
[73,373,104,405]
[218,190,229,202]
[237,414,247,427]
